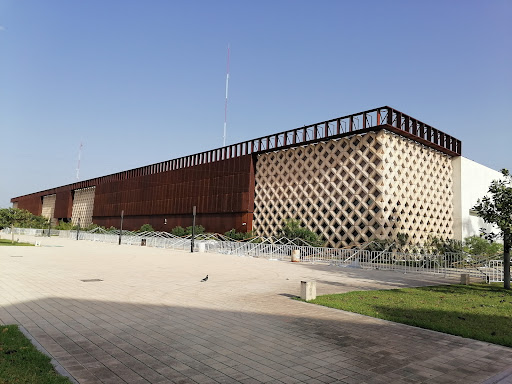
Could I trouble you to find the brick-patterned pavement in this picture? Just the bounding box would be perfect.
[1,234,511,384]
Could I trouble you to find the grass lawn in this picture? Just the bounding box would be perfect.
[0,239,34,246]
[308,283,512,348]
[0,325,72,383]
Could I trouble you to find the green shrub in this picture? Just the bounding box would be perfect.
[185,225,205,235]
[55,220,75,230]
[139,224,154,232]
[423,235,463,255]
[171,226,186,236]
[83,223,103,231]
[366,239,394,252]
[224,229,254,240]
[280,219,324,247]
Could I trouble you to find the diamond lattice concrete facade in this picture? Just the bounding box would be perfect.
[11,106,497,247]
[254,131,454,247]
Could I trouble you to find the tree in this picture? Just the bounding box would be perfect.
[396,232,409,252]
[423,235,463,255]
[0,208,35,243]
[473,169,512,289]
[463,235,503,257]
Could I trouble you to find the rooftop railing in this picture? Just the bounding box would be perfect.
[12,106,461,201]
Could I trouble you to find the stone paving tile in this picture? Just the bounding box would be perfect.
[2,234,512,384]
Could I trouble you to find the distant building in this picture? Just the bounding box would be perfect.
[11,106,499,247]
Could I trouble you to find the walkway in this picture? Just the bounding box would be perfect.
[1,235,511,383]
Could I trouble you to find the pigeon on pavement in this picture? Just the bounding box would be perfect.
[201,275,208,282]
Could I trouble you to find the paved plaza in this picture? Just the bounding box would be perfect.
[1,235,512,384]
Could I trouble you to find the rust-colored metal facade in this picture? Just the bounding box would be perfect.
[14,194,42,216]
[13,156,255,233]
[11,106,461,236]
[93,155,255,232]
[54,190,73,219]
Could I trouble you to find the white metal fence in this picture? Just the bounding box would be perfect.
[486,260,505,283]
[2,227,506,282]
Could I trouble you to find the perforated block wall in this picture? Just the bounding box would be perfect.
[41,194,56,220]
[71,187,96,226]
[253,130,453,247]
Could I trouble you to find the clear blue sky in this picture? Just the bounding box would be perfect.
[1,0,511,208]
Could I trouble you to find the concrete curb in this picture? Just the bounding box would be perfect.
[18,325,79,384]
[481,367,512,384]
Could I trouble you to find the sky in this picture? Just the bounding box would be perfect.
[1,0,511,208]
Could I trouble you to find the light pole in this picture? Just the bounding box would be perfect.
[190,206,196,253]
[118,210,124,245]
[76,218,81,240]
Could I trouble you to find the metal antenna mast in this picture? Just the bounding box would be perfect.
[223,44,230,147]
[76,141,83,181]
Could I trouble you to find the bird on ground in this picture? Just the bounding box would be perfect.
[201,275,208,282]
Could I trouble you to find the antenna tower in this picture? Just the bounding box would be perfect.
[76,141,83,181]
[223,44,230,147]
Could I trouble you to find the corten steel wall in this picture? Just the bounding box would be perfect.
[92,155,255,233]
[9,156,255,233]
[54,190,73,219]
[14,195,42,215]
[95,213,254,234]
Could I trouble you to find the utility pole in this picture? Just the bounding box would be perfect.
[223,44,230,147]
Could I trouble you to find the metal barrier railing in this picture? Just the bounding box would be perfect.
[486,260,504,283]
[1,227,502,281]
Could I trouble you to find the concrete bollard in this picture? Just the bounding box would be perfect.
[291,249,300,262]
[460,273,470,285]
[301,281,316,301]
[198,243,205,253]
